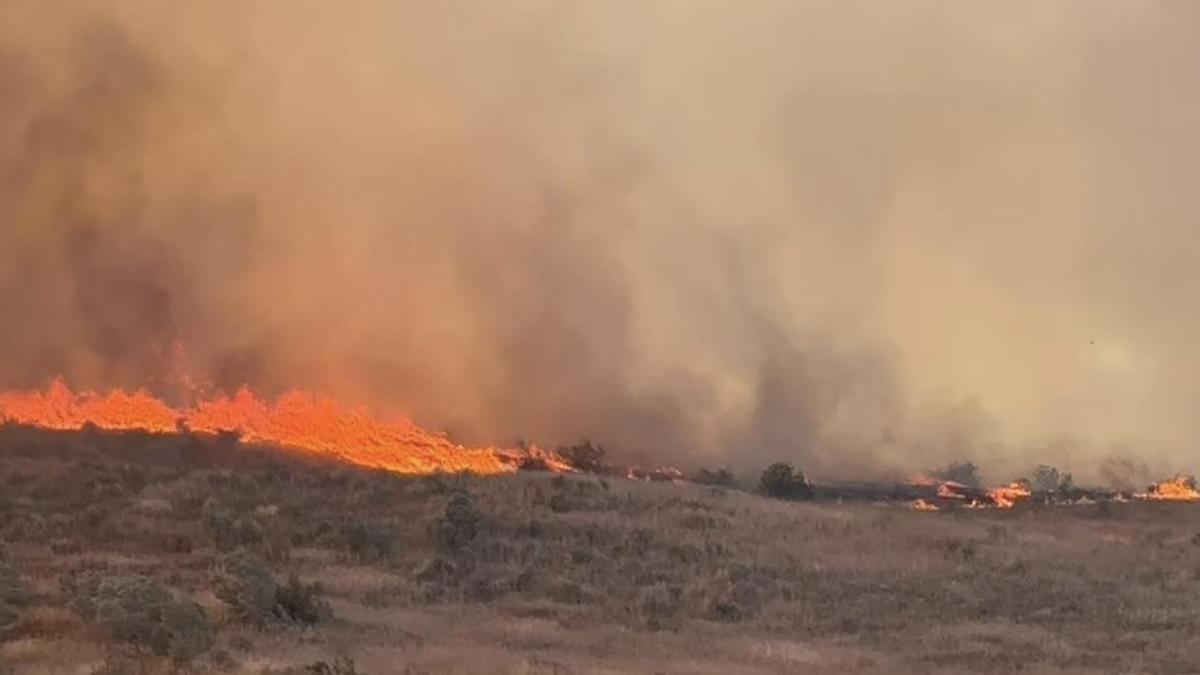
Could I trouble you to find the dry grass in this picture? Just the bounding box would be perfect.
[2,425,1199,674]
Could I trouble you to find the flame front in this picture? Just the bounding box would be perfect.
[0,379,562,475]
[1136,476,1200,502]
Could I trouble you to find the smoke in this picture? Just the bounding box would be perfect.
[2,1,1199,482]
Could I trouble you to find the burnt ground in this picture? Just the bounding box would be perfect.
[1,425,1199,674]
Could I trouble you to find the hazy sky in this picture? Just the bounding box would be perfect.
[2,1,1197,482]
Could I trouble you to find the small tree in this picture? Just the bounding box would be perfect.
[1030,465,1074,492]
[758,463,813,500]
[934,461,981,488]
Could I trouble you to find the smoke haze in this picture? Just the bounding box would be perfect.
[2,1,1198,482]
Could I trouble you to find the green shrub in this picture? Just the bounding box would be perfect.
[758,463,813,500]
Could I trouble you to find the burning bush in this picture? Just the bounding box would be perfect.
[557,440,607,473]
[62,572,214,664]
[758,463,813,500]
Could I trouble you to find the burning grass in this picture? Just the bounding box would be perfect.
[0,379,571,476]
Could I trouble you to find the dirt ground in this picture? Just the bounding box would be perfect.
[2,426,1199,674]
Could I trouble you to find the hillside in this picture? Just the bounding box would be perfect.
[2,425,1199,674]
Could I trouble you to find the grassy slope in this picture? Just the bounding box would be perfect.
[1,426,1199,674]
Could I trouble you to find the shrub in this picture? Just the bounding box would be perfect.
[274,574,331,625]
[693,467,736,488]
[304,657,366,675]
[0,565,31,607]
[212,553,330,626]
[557,440,606,473]
[934,461,982,488]
[342,523,394,561]
[63,572,214,664]
[212,553,278,625]
[0,564,29,641]
[0,602,20,642]
[758,463,813,500]
[434,492,482,550]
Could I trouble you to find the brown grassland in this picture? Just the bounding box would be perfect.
[1,425,1199,674]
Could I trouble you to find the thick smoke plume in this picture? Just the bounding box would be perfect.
[2,1,1198,482]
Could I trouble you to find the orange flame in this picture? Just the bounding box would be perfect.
[1135,476,1200,502]
[986,482,1032,509]
[0,379,566,475]
[936,481,969,500]
[911,498,939,511]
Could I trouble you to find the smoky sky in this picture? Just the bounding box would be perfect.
[2,1,1199,483]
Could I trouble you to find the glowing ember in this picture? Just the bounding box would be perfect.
[1135,476,1200,502]
[0,379,569,475]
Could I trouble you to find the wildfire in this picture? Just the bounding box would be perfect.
[0,379,570,475]
[1136,476,1200,502]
